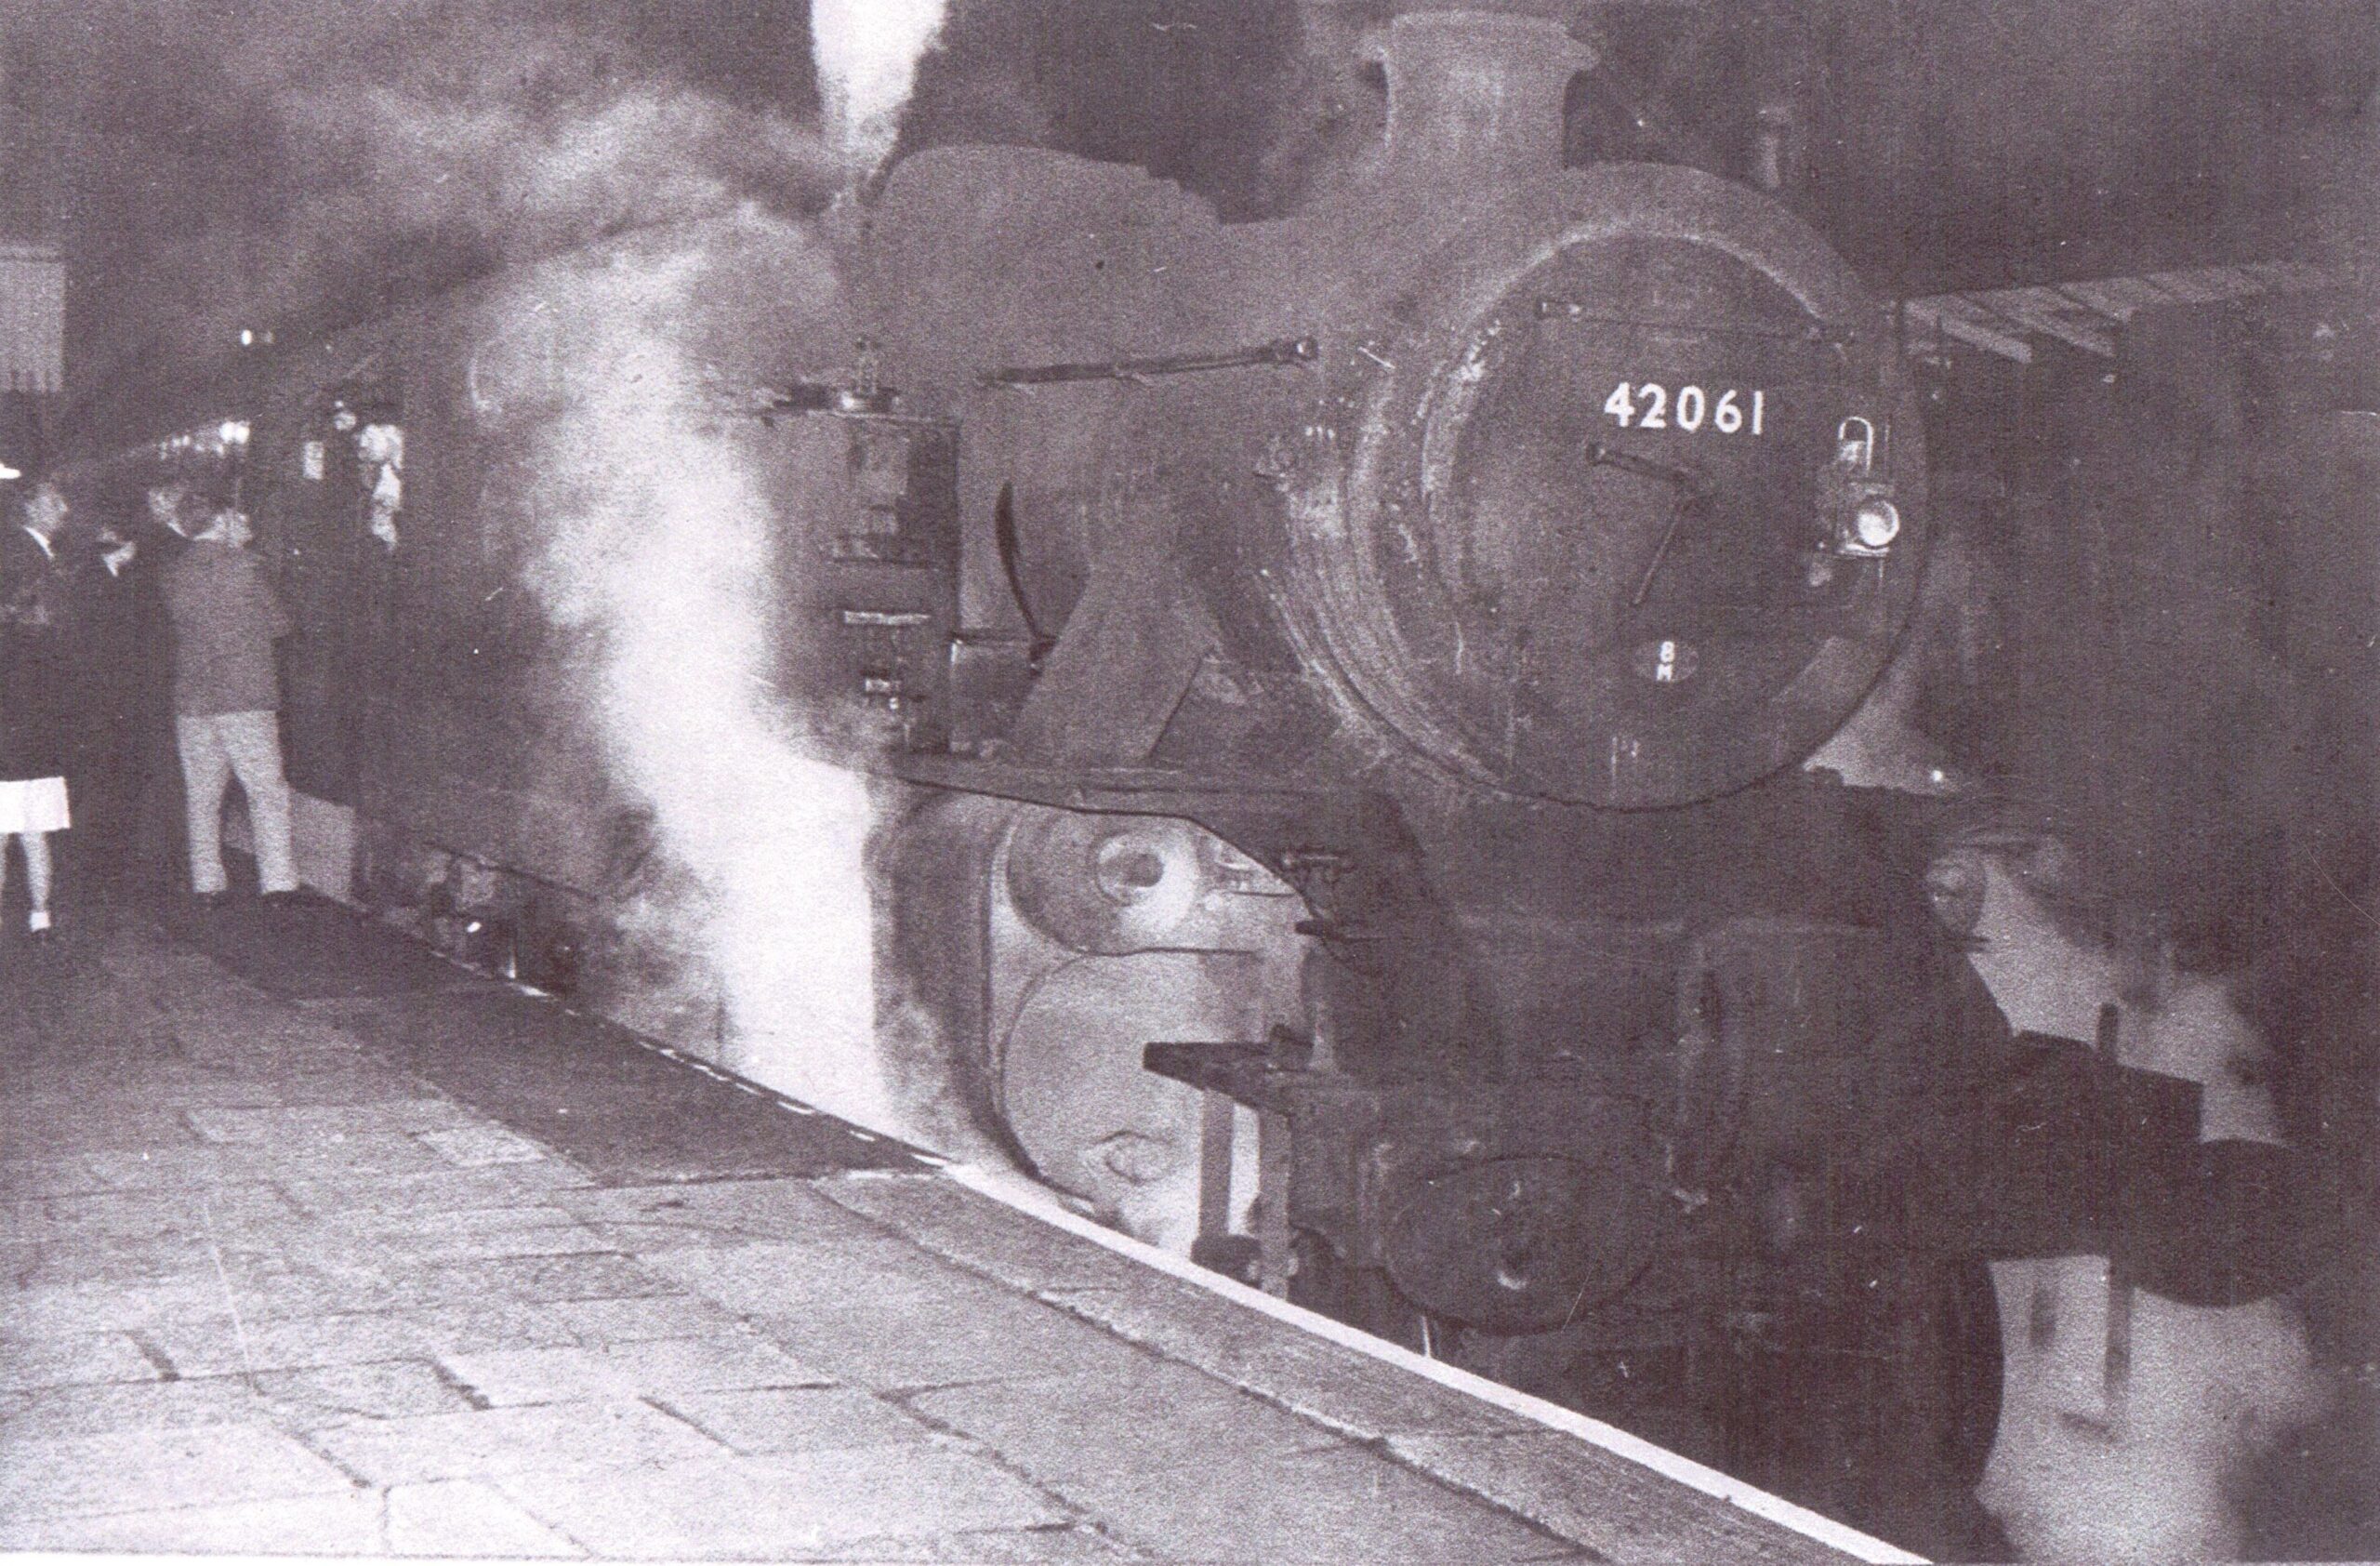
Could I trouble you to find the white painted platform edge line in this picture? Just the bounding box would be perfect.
[942,1161,1928,1566]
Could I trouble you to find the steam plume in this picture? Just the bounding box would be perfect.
[1957,849,2334,1560]
[810,0,953,171]
[514,225,895,1134]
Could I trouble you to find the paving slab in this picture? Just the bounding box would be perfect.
[1391,1430,1857,1566]
[227,1131,469,1183]
[383,1477,590,1557]
[0,1328,168,1391]
[814,1171,1160,1294]
[556,1175,912,1251]
[10,1480,600,1558]
[0,1372,272,1440]
[0,1277,225,1336]
[178,1259,481,1323]
[781,1521,1153,1563]
[0,1157,111,1201]
[0,1493,390,1555]
[137,1309,430,1379]
[0,1108,209,1158]
[184,1100,481,1144]
[374,1220,620,1265]
[1040,1274,1535,1440]
[200,1063,447,1109]
[688,1254,1161,1391]
[0,1421,359,1520]
[908,1361,1339,1484]
[215,1252,555,1319]
[639,1236,964,1317]
[259,1218,614,1280]
[304,1398,730,1485]
[318,1200,594,1242]
[271,1161,598,1219]
[492,1447,1068,1558]
[23,1182,302,1244]
[254,1359,489,1428]
[140,1298,584,1377]
[0,1356,482,1441]
[1012,1440,1571,1565]
[441,1249,684,1305]
[80,1142,297,1190]
[377,1300,594,1358]
[546,1292,752,1347]
[438,1334,834,1405]
[0,1236,218,1292]
[658,1385,942,1457]
[417,1123,554,1167]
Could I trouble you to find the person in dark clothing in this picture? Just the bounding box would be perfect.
[68,518,171,899]
[128,483,202,879]
[0,482,76,937]
[161,505,298,901]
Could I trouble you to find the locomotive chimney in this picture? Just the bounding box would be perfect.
[1356,9,1597,185]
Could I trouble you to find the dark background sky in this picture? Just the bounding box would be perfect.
[0,0,2372,408]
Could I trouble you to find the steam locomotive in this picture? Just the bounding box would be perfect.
[866,11,2325,1546]
[56,7,2332,1553]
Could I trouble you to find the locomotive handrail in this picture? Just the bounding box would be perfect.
[982,336,1319,388]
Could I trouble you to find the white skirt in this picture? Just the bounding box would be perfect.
[0,776,70,834]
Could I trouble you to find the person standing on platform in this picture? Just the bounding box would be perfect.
[162,503,299,904]
[130,482,201,878]
[0,482,77,939]
[69,518,169,901]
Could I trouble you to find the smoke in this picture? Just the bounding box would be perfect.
[40,0,842,391]
[810,0,952,171]
[509,222,895,1134]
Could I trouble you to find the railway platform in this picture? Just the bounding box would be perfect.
[0,899,1913,1563]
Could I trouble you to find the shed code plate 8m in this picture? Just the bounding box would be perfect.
[1604,382,1766,434]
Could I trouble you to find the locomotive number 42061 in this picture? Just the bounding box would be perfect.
[1602,382,1765,435]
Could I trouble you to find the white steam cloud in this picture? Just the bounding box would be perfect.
[810,0,952,170]
[517,228,894,1135]
[1956,849,2333,1561]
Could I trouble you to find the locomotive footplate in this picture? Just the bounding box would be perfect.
[1147,1025,2328,1546]
[1145,1028,2324,1327]
[1146,1037,1685,1320]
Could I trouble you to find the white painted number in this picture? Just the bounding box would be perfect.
[1603,382,1766,435]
